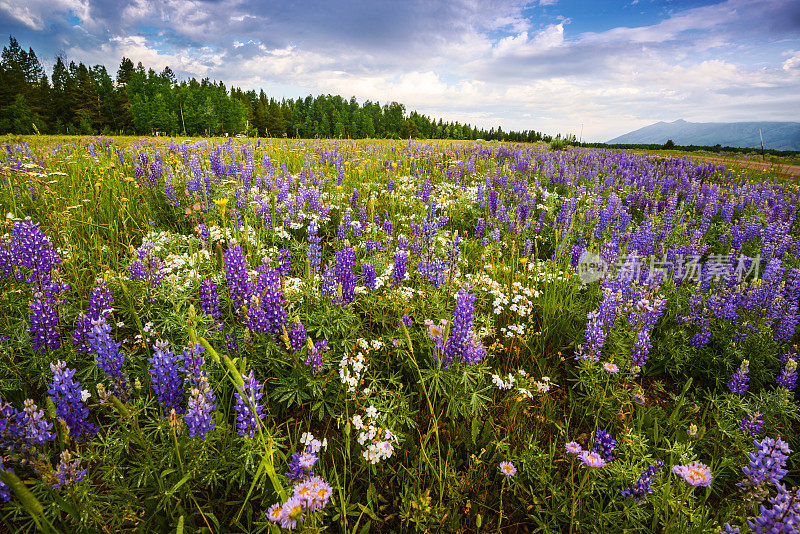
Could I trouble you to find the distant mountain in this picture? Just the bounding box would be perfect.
[607,119,800,151]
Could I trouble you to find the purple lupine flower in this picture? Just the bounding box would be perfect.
[306,225,322,275]
[362,263,376,290]
[246,266,289,342]
[148,340,185,415]
[305,339,328,372]
[87,318,128,394]
[776,358,797,390]
[52,450,86,489]
[2,219,61,289]
[184,375,216,438]
[741,437,792,487]
[0,457,10,502]
[592,429,616,463]
[197,224,210,245]
[391,251,408,287]
[417,258,447,288]
[73,281,114,353]
[621,460,664,501]
[29,282,65,353]
[740,411,765,438]
[0,400,24,456]
[199,279,221,323]
[20,399,55,445]
[746,485,799,533]
[442,288,485,368]
[333,247,356,307]
[399,314,413,327]
[278,248,292,277]
[128,241,164,301]
[182,345,216,438]
[233,370,265,438]
[47,361,97,442]
[727,360,750,395]
[289,319,307,354]
[223,242,250,310]
[286,450,318,481]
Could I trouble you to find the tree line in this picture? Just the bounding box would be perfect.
[0,36,551,142]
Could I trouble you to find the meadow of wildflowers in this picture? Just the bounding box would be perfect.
[0,136,798,532]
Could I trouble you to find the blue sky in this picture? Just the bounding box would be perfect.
[1,0,799,140]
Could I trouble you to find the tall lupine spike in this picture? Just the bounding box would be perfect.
[87,318,128,395]
[148,340,185,416]
[233,370,266,438]
[47,361,97,442]
[73,280,114,353]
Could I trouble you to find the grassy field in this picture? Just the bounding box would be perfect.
[0,135,798,533]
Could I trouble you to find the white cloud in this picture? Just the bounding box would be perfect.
[783,50,800,71]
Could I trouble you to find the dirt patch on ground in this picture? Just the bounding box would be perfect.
[689,155,800,178]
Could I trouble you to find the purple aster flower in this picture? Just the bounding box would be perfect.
[47,361,97,442]
[578,451,607,468]
[233,370,265,438]
[266,502,285,523]
[565,441,583,454]
[499,461,517,477]
[280,496,305,530]
[672,461,713,487]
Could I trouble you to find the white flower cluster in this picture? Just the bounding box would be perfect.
[491,369,555,398]
[161,249,211,294]
[492,373,516,390]
[300,432,328,453]
[500,323,527,338]
[339,350,368,394]
[352,407,397,465]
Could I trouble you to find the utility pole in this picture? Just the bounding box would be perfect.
[759,128,765,162]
